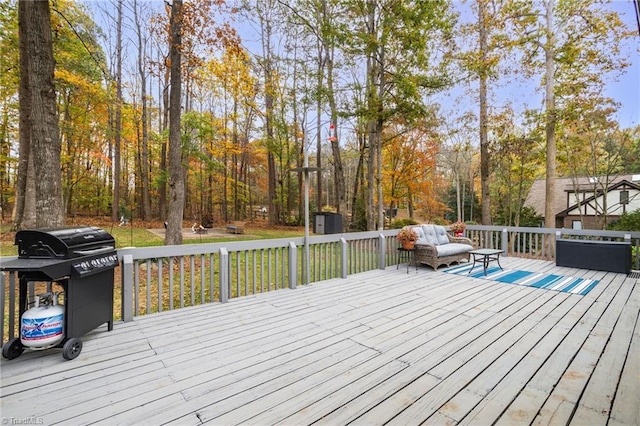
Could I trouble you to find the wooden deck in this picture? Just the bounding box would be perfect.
[1,257,638,425]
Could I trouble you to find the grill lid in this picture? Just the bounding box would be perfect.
[15,226,116,259]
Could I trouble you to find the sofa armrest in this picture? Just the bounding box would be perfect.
[448,235,472,246]
[414,243,437,254]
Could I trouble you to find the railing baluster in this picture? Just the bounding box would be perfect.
[275,247,280,289]
[179,257,185,308]
[311,244,317,282]
[209,254,215,302]
[268,249,273,290]
[158,258,163,313]
[244,251,249,295]
[190,256,195,306]
[220,248,229,303]
[200,254,205,304]
[282,247,286,288]
[169,257,174,310]
[145,260,151,315]
[252,250,256,294]
[260,249,265,292]
[134,261,140,316]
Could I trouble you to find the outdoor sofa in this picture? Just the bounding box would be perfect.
[411,224,474,270]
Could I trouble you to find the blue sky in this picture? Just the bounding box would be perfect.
[603,0,639,128]
[437,0,640,131]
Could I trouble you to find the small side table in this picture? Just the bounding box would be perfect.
[468,248,504,276]
[397,247,418,273]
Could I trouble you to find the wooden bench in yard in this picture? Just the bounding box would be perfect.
[226,221,246,234]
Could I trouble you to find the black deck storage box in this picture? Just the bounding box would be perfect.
[556,239,631,274]
[313,212,343,234]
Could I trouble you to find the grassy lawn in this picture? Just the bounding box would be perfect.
[0,220,305,257]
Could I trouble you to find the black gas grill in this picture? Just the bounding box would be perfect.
[1,226,119,360]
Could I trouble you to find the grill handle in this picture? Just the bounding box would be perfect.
[72,246,115,256]
[23,242,62,258]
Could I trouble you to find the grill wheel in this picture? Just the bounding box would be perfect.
[62,338,83,360]
[2,338,25,360]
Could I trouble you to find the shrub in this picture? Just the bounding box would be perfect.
[518,206,544,227]
[389,218,418,229]
[431,217,447,226]
[607,208,640,231]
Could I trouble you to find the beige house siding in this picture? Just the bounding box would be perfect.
[562,215,623,229]
[524,174,640,229]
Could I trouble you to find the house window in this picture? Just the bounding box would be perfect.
[572,220,582,230]
[620,190,629,205]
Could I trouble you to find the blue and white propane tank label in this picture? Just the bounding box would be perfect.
[21,315,64,342]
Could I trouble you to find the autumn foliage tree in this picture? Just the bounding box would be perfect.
[382,117,445,221]
[510,0,633,227]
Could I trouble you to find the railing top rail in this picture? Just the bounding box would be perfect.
[1,226,637,264]
[466,225,640,238]
[115,230,397,261]
[117,237,305,260]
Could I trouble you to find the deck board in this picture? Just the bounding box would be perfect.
[608,306,640,426]
[1,257,638,425]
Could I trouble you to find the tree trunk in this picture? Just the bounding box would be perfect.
[25,0,64,227]
[315,65,323,213]
[366,125,376,231]
[165,0,184,245]
[325,46,347,230]
[376,40,385,231]
[365,0,377,231]
[478,0,491,225]
[233,102,240,220]
[350,132,365,230]
[544,0,557,229]
[111,0,123,222]
[159,62,169,221]
[260,9,277,226]
[13,0,35,230]
[134,0,152,221]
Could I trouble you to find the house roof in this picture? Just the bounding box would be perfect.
[524,174,640,217]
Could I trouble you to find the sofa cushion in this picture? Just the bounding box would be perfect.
[412,225,435,245]
[420,225,439,245]
[411,226,427,244]
[434,225,450,245]
[435,243,473,257]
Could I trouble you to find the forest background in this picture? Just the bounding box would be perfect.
[0,0,639,244]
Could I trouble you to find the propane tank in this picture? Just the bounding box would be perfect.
[21,292,64,348]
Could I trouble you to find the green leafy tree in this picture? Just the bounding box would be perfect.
[459,0,513,226]
[510,0,633,228]
[490,108,542,227]
[341,0,455,229]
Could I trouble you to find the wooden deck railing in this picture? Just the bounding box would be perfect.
[2,226,639,344]
[465,225,640,266]
[1,230,400,343]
